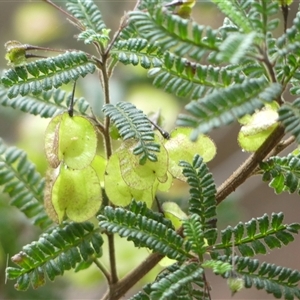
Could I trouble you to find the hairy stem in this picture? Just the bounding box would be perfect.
[216,125,285,205]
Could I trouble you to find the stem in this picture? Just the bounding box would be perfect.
[251,135,296,176]
[100,252,164,300]
[107,234,118,284]
[203,272,212,300]
[216,125,285,205]
[101,55,113,158]
[100,53,118,286]
[93,258,111,284]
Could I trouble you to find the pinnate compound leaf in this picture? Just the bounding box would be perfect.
[179,155,217,245]
[0,84,90,118]
[112,38,163,69]
[0,138,52,229]
[215,213,300,256]
[1,52,96,98]
[6,222,103,290]
[260,154,300,194]
[182,214,207,257]
[150,263,203,300]
[103,102,159,165]
[128,200,173,229]
[202,259,232,275]
[215,255,300,299]
[217,32,256,64]
[66,0,106,32]
[279,99,300,144]
[177,79,282,138]
[98,206,191,260]
[130,8,219,61]
[210,0,253,33]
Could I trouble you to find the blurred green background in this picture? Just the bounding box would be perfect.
[0,1,300,299]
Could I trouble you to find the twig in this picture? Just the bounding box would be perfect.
[101,55,113,160]
[100,252,164,300]
[93,258,111,284]
[265,135,295,158]
[251,135,295,176]
[216,125,285,205]
[202,271,212,300]
[105,0,142,56]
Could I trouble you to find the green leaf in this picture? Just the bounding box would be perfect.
[177,79,282,138]
[1,52,96,98]
[6,222,103,290]
[260,154,300,194]
[77,28,110,46]
[0,83,90,118]
[150,263,203,299]
[179,155,217,245]
[182,214,207,257]
[279,99,300,144]
[66,0,107,32]
[210,0,253,33]
[0,138,52,229]
[202,259,232,275]
[130,8,219,61]
[103,102,160,164]
[215,213,300,256]
[217,32,256,64]
[112,38,163,69]
[217,255,300,299]
[98,206,191,260]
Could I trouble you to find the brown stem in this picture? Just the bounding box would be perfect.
[100,53,118,285]
[251,135,296,176]
[216,125,285,205]
[100,252,164,300]
[107,233,118,284]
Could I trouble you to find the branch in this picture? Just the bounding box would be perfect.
[251,135,296,176]
[93,257,111,284]
[216,125,285,205]
[100,252,164,300]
